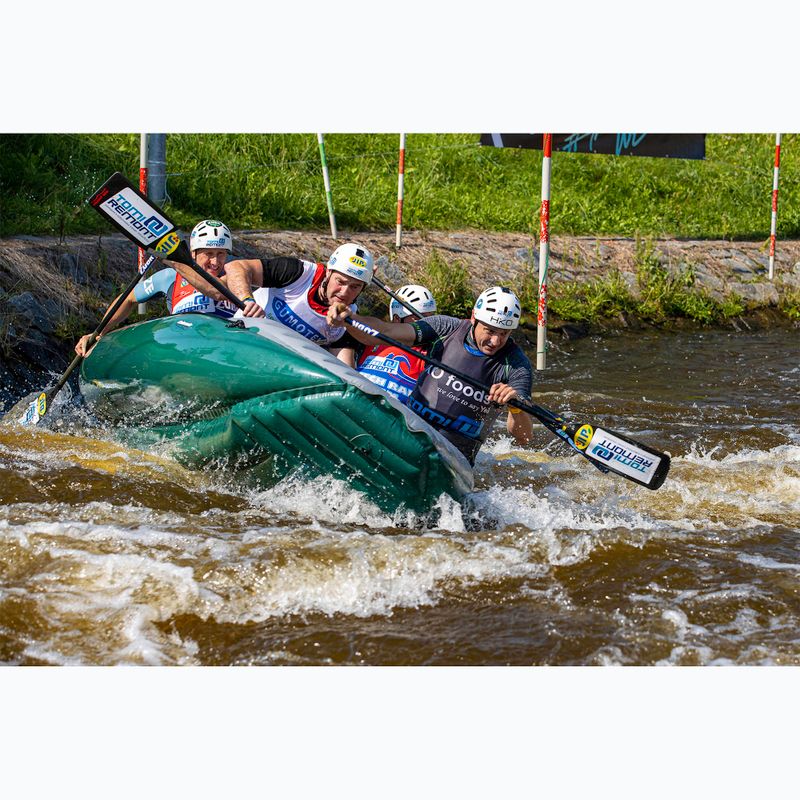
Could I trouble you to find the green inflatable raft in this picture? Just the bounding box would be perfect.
[79,314,474,512]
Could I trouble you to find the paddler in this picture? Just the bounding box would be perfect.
[75,220,236,356]
[327,286,534,465]
[172,242,375,361]
[349,283,439,404]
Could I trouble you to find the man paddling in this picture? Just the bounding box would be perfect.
[75,220,237,356]
[328,286,534,464]
[173,242,375,358]
[351,283,438,403]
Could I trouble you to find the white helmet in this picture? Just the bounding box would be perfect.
[190,219,233,252]
[327,242,375,283]
[389,284,437,320]
[473,286,522,330]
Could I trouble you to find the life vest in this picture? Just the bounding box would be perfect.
[251,260,355,345]
[407,319,515,464]
[170,274,237,318]
[356,342,428,403]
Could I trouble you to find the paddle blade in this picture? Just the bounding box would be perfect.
[3,390,50,427]
[573,424,670,490]
[87,172,184,259]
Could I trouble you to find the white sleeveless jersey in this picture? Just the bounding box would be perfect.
[250,260,355,345]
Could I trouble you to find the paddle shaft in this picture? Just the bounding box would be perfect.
[55,255,162,393]
[344,314,669,489]
[17,254,160,425]
[370,275,420,319]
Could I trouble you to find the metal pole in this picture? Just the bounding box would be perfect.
[147,134,167,205]
[317,133,338,239]
[137,133,149,315]
[536,134,552,371]
[769,133,781,281]
[396,133,406,248]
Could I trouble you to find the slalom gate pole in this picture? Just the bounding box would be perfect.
[396,133,406,248]
[536,134,552,371]
[769,133,781,281]
[137,132,149,315]
[317,134,338,240]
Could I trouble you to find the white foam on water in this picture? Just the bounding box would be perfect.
[737,553,800,572]
[587,576,800,666]
[0,517,224,665]
[202,528,550,623]
[638,443,800,531]
[0,510,550,660]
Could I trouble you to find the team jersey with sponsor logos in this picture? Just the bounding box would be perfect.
[355,342,428,403]
[249,259,355,345]
[408,316,532,464]
[134,267,237,318]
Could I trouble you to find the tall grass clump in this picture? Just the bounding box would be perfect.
[412,249,475,318]
[634,238,720,323]
[779,289,800,320]
[543,271,637,323]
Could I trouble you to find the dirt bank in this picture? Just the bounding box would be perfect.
[2,229,799,411]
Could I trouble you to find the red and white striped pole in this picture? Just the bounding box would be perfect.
[396,133,406,248]
[137,133,149,314]
[536,134,552,371]
[769,133,781,281]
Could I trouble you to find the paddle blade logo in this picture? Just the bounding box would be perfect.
[95,186,172,247]
[20,392,47,426]
[587,427,659,483]
[574,424,593,450]
[155,231,181,256]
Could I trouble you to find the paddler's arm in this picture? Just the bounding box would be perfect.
[486,383,534,446]
[490,353,535,446]
[75,289,137,356]
[506,404,534,445]
[326,302,417,346]
[223,259,266,317]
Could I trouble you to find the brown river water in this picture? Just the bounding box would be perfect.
[1,327,798,667]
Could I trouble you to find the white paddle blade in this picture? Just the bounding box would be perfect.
[19,392,47,426]
[88,172,182,257]
[579,426,668,488]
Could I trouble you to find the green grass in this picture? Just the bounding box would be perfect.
[409,249,476,318]
[2,133,798,240]
[779,289,800,320]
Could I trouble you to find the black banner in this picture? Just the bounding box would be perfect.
[480,134,706,160]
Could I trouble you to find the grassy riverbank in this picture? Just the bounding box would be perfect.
[2,133,798,240]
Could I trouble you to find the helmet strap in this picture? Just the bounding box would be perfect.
[318,274,329,304]
[468,318,479,348]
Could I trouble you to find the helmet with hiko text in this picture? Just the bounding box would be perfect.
[389,284,437,320]
[327,243,376,284]
[190,219,233,253]
[472,286,522,330]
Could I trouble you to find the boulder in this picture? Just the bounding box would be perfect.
[6,292,57,334]
[734,282,780,306]
[58,252,89,285]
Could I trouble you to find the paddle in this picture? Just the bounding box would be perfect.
[12,254,161,426]
[87,172,245,311]
[343,314,671,490]
[370,275,422,319]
